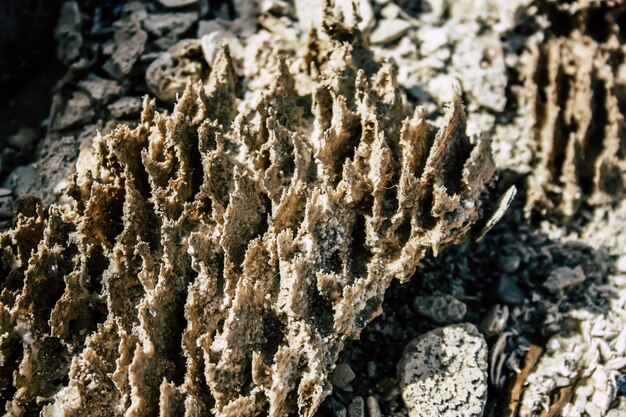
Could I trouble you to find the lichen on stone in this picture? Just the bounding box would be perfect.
[0,15,495,417]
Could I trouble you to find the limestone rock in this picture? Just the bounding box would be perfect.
[146,39,208,103]
[518,1,626,217]
[103,3,148,80]
[0,17,495,417]
[397,324,488,417]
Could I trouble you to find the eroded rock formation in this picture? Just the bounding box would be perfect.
[0,18,495,417]
[519,0,626,217]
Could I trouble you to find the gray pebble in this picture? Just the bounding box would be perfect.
[495,275,525,305]
[348,396,365,417]
[4,165,37,197]
[497,254,521,273]
[327,397,347,417]
[366,396,382,417]
[331,363,356,389]
[413,294,466,324]
[543,266,586,293]
[367,361,377,379]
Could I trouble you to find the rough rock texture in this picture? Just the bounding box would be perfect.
[0,17,495,417]
[507,0,626,218]
[397,323,488,417]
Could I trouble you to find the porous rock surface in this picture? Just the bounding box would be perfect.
[511,0,626,217]
[0,18,495,417]
[397,323,488,417]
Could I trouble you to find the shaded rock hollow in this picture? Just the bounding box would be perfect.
[0,18,495,417]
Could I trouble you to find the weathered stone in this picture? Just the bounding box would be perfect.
[370,19,412,45]
[398,324,488,417]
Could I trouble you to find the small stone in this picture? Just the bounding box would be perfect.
[616,255,626,274]
[427,75,456,103]
[108,97,143,119]
[102,4,148,80]
[54,1,82,64]
[398,324,488,417]
[50,91,95,131]
[0,188,11,198]
[146,39,206,103]
[143,12,197,48]
[376,378,400,402]
[380,3,402,19]
[495,275,525,305]
[293,0,323,31]
[348,396,365,417]
[370,19,412,45]
[78,76,122,103]
[417,27,447,55]
[612,275,626,287]
[6,165,37,197]
[331,363,356,389]
[326,397,347,417]
[201,31,244,65]
[7,127,38,149]
[366,361,377,378]
[413,294,467,324]
[366,396,382,417]
[479,304,509,337]
[158,0,198,7]
[543,266,586,293]
[197,20,224,38]
[497,254,521,273]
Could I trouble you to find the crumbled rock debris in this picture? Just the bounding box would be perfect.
[398,323,488,417]
[2,0,626,416]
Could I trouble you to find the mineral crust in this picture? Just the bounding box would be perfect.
[0,16,495,417]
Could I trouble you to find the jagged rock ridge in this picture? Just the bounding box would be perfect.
[0,19,495,417]
[521,0,626,217]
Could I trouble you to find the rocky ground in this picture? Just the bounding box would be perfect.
[0,0,625,416]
